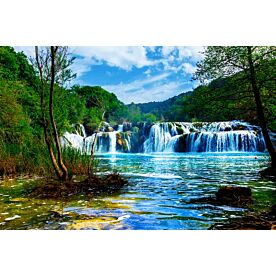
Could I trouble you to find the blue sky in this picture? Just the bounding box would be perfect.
[15,46,204,104]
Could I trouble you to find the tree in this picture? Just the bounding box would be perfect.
[194,46,276,168]
[127,102,142,124]
[34,46,76,180]
[71,85,128,134]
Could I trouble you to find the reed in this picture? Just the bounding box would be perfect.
[0,141,97,178]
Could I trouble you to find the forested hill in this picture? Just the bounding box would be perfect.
[133,91,192,119]
[0,46,275,134]
[129,71,275,131]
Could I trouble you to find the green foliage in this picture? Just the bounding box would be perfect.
[0,46,36,84]
[0,47,89,176]
[192,46,276,126]
[142,47,275,126]
[0,47,134,176]
[134,93,191,121]
[125,102,161,124]
[126,102,143,124]
[164,72,275,125]
[71,85,128,132]
[143,113,157,124]
[0,80,33,143]
[1,46,275,176]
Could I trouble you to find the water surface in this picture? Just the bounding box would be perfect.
[0,152,275,230]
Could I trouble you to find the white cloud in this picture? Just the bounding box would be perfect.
[158,46,203,76]
[14,46,204,80]
[104,72,170,93]
[144,68,152,76]
[177,46,204,61]
[162,46,176,57]
[14,46,157,78]
[146,46,157,52]
[71,46,155,73]
[69,56,98,79]
[161,47,204,61]
[182,62,197,74]
[13,46,202,103]
[102,72,190,104]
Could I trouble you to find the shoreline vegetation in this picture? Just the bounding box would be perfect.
[0,46,275,230]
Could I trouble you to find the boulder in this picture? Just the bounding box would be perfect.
[210,204,276,230]
[260,167,276,179]
[106,127,114,132]
[123,122,132,132]
[176,126,184,135]
[216,186,253,206]
[176,134,188,152]
[232,125,247,131]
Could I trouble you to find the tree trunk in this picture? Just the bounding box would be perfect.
[247,46,276,168]
[44,125,63,178]
[35,46,63,179]
[49,46,68,180]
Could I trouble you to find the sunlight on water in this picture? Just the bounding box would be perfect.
[0,152,275,230]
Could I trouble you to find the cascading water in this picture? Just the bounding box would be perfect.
[61,123,129,154]
[75,124,86,137]
[61,121,266,154]
[142,121,265,153]
[164,135,182,152]
[125,135,131,152]
[107,124,124,153]
[117,124,124,132]
[143,123,170,152]
[185,130,264,152]
[108,132,117,153]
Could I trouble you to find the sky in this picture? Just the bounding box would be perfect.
[14,46,204,104]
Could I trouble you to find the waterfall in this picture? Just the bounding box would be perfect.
[117,124,124,132]
[142,121,265,153]
[143,123,173,152]
[164,135,182,152]
[61,132,86,152]
[125,135,131,152]
[61,121,266,154]
[108,132,117,153]
[185,130,265,152]
[107,124,124,153]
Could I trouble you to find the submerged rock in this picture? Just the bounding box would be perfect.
[29,173,128,199]
[210,216,273,230]
[260,166,276,179]
[210,205,276,230]
[189,186,253,208]
[215,186,253,206]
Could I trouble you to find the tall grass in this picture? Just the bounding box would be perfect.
[62,147,99,176]
[0,140,97,178]
[0,141,52,176]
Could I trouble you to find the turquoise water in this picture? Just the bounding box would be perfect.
[0,152,275,229]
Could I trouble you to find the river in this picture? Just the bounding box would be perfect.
[0,152,275,230]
